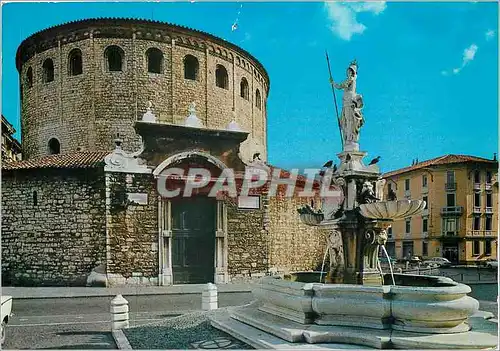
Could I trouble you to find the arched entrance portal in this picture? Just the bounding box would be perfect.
[154,151,229,285]
[171,196,216,283]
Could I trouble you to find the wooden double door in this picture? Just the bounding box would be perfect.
[171,197,216,284]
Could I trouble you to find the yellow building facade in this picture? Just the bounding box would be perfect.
[382,155,498,264]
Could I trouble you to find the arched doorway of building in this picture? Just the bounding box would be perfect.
[171,196,216,284]
[154,151,229,285]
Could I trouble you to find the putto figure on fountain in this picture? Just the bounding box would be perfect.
[332,59,364,152]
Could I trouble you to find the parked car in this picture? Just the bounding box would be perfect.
[425,257,452,267]
[477,257,496,267]
[1,296,13,345]
[409,256,422,263]
[485,259,498,270]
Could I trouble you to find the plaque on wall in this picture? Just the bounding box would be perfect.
[127,193,148,205]
[238,196,260,210]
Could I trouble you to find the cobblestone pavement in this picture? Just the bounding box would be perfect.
[123,309,253,350]
[3,293,254,349]
[4,323,117,350]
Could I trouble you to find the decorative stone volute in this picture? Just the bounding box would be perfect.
[104,137,151,174]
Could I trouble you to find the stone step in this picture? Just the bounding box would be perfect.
[210,311,373,349]
[211,306,499,350]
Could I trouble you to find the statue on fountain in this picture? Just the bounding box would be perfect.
[358,181,380,204]
[332,59,364,152]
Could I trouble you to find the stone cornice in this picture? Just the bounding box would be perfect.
[15,18,270,93]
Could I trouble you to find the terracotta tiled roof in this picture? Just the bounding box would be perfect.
[2,151,108,171]
[383,154,497,178]
[267,164,322,189]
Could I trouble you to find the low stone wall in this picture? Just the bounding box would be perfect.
[105,172,159,285]
[1,168,106,286]
[267,196,330,273]
[227,194,270,279]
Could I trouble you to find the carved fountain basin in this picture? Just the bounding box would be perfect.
[359,200,426,220]
[253,274,479,334]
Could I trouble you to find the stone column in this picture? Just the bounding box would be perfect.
[159,199,172,285]
[337,215,361,284]
[214,201,228,283]
[336,212,391,285]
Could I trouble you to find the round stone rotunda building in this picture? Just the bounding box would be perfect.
[3,18,328,287]
[17,18,269,160]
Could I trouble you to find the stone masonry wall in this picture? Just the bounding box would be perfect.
[105,171,159,286]
[267,195,330,273]
[226,194,270,281]
[1,168,106,286]
[226,190,330,281]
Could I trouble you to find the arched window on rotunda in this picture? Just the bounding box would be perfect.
[255,88,262,110]
[184,55,199,80]
[42,59,54,83]
[215,64,228,89]
[146,48,163,74]
[68,49,83,76]
[26,67,33,88]
[48,138,61,155]
[104,45,125,72]
[240,77,249,100]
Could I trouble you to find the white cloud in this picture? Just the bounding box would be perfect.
[325,2,387,41]
[463,44,478,63]
[486,29,495,41]
[442,44,478,76]
[349,2,387,15]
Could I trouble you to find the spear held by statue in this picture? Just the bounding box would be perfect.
[325,50,343,149]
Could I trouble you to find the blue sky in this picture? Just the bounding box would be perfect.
[2,1,498,172]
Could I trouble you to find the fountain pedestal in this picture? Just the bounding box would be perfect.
[334,214,391,286]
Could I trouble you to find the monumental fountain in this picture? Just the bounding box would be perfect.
[211,60,498,349]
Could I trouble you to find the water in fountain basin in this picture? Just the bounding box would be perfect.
[319,244,329,283]
[381,245,396,285]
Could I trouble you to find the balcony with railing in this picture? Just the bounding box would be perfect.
[467,230,496,238]
[440,206,463,216]
[473,182,481,190]
[437,231,462,241]
[445,182,457,191]
[485,183,492,190]
[472,206,482,214]
[485,207,493,214]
